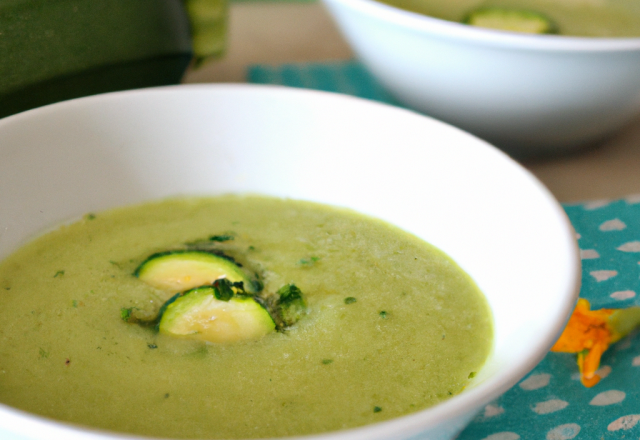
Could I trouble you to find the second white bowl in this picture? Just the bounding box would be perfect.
[321,0,640,157]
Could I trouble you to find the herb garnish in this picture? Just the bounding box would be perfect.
[209,234,234,242]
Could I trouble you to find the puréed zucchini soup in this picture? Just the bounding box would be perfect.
[379,0,640,37]
[0,195,492,439]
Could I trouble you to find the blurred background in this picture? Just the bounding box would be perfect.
[184,0,640,204]
[3,0,640,203]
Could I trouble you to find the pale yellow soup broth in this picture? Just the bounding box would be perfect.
[0,196,492,439]
[380,0,640,37]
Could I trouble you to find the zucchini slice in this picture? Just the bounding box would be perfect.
[134,250,259,293]
[157,286,275,343]
[462,7,557,34]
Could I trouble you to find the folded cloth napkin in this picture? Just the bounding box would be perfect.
[248,60,640,440]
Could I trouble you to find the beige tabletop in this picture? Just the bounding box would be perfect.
[184,1,640,204]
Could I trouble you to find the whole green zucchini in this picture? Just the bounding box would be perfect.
[0,0,226,118]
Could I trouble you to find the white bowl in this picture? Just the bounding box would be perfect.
[320,0,640,157]
[0,84,580,440]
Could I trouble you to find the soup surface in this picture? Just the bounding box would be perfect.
[0,196,492,439]
[379,0,640,37]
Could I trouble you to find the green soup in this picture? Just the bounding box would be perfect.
[380,0,640,37]
[0,196,492,439]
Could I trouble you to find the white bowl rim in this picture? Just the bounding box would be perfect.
[0,83,582,440]
[321,0,640,52]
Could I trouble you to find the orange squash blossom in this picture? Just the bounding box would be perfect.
[551,299,623,387]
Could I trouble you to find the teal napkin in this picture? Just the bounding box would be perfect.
[248,60,640,439]
[461,199,640,440]
[249,60,400,104]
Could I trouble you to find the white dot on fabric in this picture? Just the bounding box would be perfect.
[532,399,569,414]
[580,249,600,259]
[519,373,551,390]
[607,414,640,431]
[481,432,520,440]
[599,219,627,231]
[610,290,636,300]
[484,404,505,418]
[584,200,610,210]
[590,270,618,282]
[596,365,612,379]
[546,423,581,440]
[625,194,640,204]
[632,355,640,366]
[576,233,582,239]
[617,241,640,252]
[616,338,633,351]
[590,390,626,406]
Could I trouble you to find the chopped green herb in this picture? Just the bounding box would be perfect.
[468,372,477,379]
[39,348,49,358]
[148,343,158,349]
[120,307,134,322]
[84,213,96,220]
[273,284,308,329]
[109,260,121,268]
[321,359,333,365]
[298,256,320,267]
[209,234,234,242]
[448,391,452,395]
[53,270,65,278]
[164,393,170,398]
[379,311,388,319]
[344,297,357,305]
[5,287,10,290]
[373,406,382,413]
[71,300,78,308]
[212,278,234,301]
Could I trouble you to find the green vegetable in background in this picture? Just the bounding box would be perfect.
[0,0,227,118]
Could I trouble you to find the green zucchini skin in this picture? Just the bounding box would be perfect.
[0,0,193,118]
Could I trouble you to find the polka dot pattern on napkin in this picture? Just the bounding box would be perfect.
[459,198,640,440]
